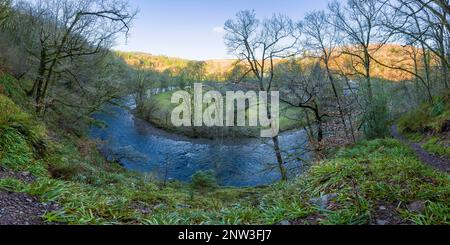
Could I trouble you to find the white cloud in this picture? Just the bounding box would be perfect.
[212,26,225,34]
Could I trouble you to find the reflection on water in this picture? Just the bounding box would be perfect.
[90,98,309,187]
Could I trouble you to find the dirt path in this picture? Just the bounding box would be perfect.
[391,125,450,173]
[0,168,60,225]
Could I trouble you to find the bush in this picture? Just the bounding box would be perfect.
[423,137,450,158]
[191,170,218,192]
[0,126,32,169]
[363,95,390,139]
[0,94,48,158]
[398,95,450,135]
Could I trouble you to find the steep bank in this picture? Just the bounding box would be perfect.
[392,125,450,173]
[90,99,309,187]
[395,95,450,172]
[1,73,448,224]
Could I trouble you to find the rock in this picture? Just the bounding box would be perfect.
[407,201,426,213]
[153,204,165,210]
[376,219,389,225]
[309,193,338,209]
[21,171,31,177]
[176,204,191,209]
[277,220,291,226]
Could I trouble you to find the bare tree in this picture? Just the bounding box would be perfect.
[14,0,136,115]
[278,61,330,156]
[415,0,449,90]
[133,61,153,115]
[302,10,356,143]
[329,0,389,100]
[224,10,301,181]
[0,0,10,26]
[376,0,450,103]
[375,0,434,103]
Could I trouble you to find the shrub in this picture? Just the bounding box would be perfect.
[0,126,32,169]
[398,95,450,135]
[363,95,390,139]
[423,137,450,158]
[191,170,218,193]
[0,94,48,158]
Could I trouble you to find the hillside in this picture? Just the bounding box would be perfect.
[117,44,417,82]
[1,73,449,225]
[398,94,450,162]
[116,51,237,80]
[330,44,418,82]
[0,0,449,230]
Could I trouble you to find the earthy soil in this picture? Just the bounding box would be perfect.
[0,167,36,184]
[369,202,413,225]
[391,125,450,173]
[0,168,60,225]
[292,213,325,225]
[291,202,413,225]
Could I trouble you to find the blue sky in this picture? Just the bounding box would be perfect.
[114,0,330,60]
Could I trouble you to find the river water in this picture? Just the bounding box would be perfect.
[89,97,309,187]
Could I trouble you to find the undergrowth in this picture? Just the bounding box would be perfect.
[0,76,449,225]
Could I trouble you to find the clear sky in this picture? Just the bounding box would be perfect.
[114,0,330,60]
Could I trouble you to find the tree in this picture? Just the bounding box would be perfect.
[376,1,435,103]
[328,0,396,139]
[14,0,136,115]
[302,10,355,143]
[278,61,330,156]
[329,0,389,100]
[227,62,253,83]
[0,0,10,26]
[133,61,153,115]
[371,0,450,104]
[224,10,301,181]
[47,51,127,126]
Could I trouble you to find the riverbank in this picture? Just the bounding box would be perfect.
[1,87,448,224]
[137,87,305,139]
[1,74,448,225]
[91,100,308,187]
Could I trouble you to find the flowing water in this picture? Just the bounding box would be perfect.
[89,97,309,187]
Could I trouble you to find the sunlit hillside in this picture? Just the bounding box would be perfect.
[116,51,237,80]
[117,44,420,82]
[329,44,420,82]
[0,0,448,231]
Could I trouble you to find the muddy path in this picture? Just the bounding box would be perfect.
[0,168,61,225]
[391,125,450,173]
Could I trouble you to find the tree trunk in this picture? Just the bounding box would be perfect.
[364,49,373,100]
[36,76,51,115]
[36,56,57,115]
[256,72,286,181]
[313,105,323,143]
[272,136,287,181]
[31,47,47,99]
[325,61,351,142]
[441,57,449,90]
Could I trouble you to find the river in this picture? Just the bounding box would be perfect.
[89,97,310,187]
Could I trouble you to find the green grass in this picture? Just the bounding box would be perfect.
[398,95,450,135]
[423,137,450,158]
[0,84,449,225]
[140,90,303,138]
[398,94,450,158]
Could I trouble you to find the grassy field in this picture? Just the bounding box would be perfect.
[1,75,448,224]
[139,90,304,138]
